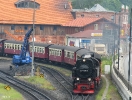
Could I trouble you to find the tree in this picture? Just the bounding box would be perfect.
[100,0,121,12]
[71,0,102,9]
[119,0,132,7]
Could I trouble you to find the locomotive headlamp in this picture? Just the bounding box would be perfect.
[88,78,91,81]
[83,59,86,62]
[76,78,80,80]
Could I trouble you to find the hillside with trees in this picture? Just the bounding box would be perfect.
[71,0,132,12]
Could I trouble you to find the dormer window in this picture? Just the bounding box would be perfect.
[15,0,40,9]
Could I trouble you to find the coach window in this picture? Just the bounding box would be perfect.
[50,49,52,55]
[51,49,53,55]
[37,47,39,53]
[60,51,61,56]
[57,50,59,56]
[56,50,58,56]
[35,47,37,52]
[65,51,67,57]
[52,49,54,55]
[67,52,70,58]
[42,48,44,53]
[19,45,21,50]
[4,44,6,48]
[30,46,32,52]
[16,45,18,50]
[12,44,14,49]
[18,45,19,50]
[49,49,51,55]
[7,44,9,49]
[40,48,42,53]
[54,50,56,55]
[71,53,74,59]
[10,44,12,49]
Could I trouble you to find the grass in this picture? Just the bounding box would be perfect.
[106,75,122,100]
[0,83,24,100]
[96,77,106,100]
[96,56,122,100]
[19,76,56,90]
[37,63,72,76]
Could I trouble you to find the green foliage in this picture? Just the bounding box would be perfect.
[96,77,106,100]
[71,0,102,9]
[101,56,112,74]
[24,76,56,90]
[100,0,122,12]
[119,0,132,8]
[71,0,122,12]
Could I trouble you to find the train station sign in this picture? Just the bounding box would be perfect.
[81,40,91,43]
[91,33,102,37]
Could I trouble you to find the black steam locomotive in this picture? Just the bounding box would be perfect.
[72,52,101,94]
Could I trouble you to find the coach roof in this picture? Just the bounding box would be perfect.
[4,40,23,44]
[0,39,6,42]
[30,42,53,47]
[49,44,66,50]
[65,46,84,52]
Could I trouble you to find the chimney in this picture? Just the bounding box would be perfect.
[126,6,129,13]
[121,4,125,12]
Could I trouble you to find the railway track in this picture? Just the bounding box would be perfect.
[41,66,73,98]
[0,70,53,100]
[0,57,93,100]
[72,94,90,100]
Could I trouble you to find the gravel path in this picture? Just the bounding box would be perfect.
[101,75,109,100]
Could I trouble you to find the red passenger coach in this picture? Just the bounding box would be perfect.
[4,40,23,55]
[64,46,83,66]
[48,44,66,63]
[29,42,53,60]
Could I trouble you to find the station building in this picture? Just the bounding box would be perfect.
[0,0,74,44]
[0,1,129,46]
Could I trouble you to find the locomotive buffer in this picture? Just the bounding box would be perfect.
[10,28,33,76]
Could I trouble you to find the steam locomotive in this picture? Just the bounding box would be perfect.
[72,51,101,94]
[0,39,101,94]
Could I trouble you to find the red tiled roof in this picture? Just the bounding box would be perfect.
[64,17,102,27]
[0,0,73,25]
[68,30,103,38]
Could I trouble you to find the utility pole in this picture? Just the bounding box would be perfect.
[128,8,132,90]
[31,0,36,76]
[117,14,121,70]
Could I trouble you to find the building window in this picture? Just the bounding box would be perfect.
[111,15,114,21]
[105,24,109,29]
[81,14,84,17]
[11,25,15,30]
[94,24,98,30]
[96,15,99,17]
[40,25,44,30]
[53,26,57,31]
[24,25,28,30]
[15,1,40,9]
